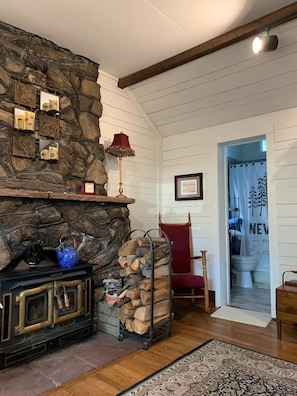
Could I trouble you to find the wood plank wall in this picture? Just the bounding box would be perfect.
[98,19,297,316]
[98,72,161,231]
[124,19,297,316]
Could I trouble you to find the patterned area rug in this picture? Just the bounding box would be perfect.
[117,339,297,395]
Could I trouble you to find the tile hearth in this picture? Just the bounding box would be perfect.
[0,331,140,396]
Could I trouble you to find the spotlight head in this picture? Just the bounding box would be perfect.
[252,34,278,54]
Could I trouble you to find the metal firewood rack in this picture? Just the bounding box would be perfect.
[118,228,172,350]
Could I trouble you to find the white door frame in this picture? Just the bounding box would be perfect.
[217,135,268,308]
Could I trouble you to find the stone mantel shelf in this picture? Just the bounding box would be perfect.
[0,188,135,204]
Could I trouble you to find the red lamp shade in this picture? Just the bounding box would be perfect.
[105,132,135,157]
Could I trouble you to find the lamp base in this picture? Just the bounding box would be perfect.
[116,193,128,198]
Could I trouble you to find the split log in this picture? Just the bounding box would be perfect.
[154,256,169,267]
[140,244,169,267]
[125,318,134,332]
[154,278,169,289]
[138,278,169,291]
[118,239,138,256]
[132,313,170,335]
[136,246,151,257]
[134,299,169,322]
[125,288,140,300]
[140,287,169,305]
[131,318,149,335]
[138,278,151,291]
[126,255,137,265]
[117,274,143,297]
[152,237,168,245]
[119,266,139,277]
[131,299,142,307]
[130,257,141,271]
[136,237,167,247]
[136,237,151,247]
[142,264,169,279]
[118,257,127,268]
[119,301,136,324]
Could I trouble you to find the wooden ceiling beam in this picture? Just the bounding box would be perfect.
[118,2,297,89]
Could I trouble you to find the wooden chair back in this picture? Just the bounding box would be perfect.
[159,212,193,274]
[159,212,210,312]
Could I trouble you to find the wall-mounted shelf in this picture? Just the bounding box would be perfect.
[0,188,135,204]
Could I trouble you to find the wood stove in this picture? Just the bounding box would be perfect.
[0,260,93,369]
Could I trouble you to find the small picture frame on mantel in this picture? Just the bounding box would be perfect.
[175,173,203,201]
[82,180,95,195]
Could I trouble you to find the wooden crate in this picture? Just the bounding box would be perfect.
[97,301,120,337]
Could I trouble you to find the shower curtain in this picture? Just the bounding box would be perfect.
[229,162,269,271]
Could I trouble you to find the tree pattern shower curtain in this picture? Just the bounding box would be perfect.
[229,162,269,271]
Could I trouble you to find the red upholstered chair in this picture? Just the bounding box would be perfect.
[159,212,209,313]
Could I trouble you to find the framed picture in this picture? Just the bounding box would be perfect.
[82,180,95,195]
[175,173,203,201]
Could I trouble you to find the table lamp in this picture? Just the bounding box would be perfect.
[105,132,135,198]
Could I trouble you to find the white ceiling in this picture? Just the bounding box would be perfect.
[0,0,295,79]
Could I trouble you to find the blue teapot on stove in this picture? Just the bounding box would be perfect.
[56,235,79,268]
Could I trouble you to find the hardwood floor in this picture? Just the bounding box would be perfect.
[43,301,297,396]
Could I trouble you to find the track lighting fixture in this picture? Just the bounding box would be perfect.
[252,33,278,54]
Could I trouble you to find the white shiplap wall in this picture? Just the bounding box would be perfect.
[99,19,297,318]
[98,71,161,231]
[160,108,297,318]
[123,18,297,318]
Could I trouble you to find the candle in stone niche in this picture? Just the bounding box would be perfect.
[16,114,25,129]
[49,99,58,111]
[40,149,49,160]
[24,112,28,130]
[42,102,50,111]
[25,112,34,130]
[49,145,58,160]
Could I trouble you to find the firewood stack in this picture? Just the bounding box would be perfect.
[116,235,171,336]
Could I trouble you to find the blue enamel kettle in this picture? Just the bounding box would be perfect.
[56,235,79,268]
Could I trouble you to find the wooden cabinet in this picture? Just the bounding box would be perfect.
[276,284,297,339]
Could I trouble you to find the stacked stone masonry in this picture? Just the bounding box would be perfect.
[0,20,107,194]
[0,21,133,311]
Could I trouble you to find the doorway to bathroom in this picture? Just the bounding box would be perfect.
[227,139,271,314]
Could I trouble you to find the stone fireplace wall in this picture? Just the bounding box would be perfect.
[0,20,107,193]
[0,21,133,303]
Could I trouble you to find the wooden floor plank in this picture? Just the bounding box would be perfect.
[43,302,297,395]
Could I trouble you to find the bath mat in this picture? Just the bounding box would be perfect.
[117,339,297,395]
[210,305,271,327]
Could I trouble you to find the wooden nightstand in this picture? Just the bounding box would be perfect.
[276,271,297,339]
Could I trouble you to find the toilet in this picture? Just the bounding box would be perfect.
[231,255,258,288]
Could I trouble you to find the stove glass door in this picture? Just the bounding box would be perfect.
[53,280,83,324]
[15,283,54,335]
